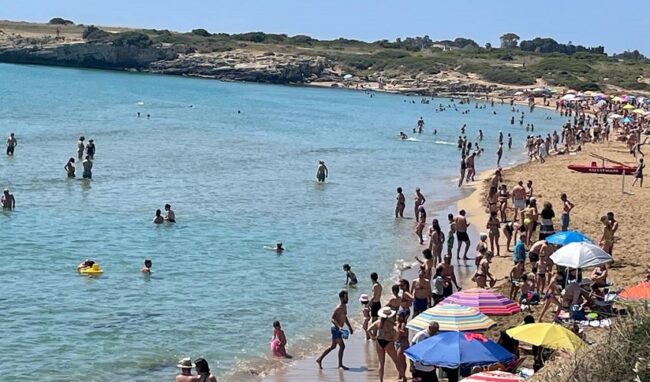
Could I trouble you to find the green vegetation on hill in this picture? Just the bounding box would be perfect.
[79,26,650,92]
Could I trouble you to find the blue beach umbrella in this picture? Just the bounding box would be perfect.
[545,230,593,246]
[405,331,515,369]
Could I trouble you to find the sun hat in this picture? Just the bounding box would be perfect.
[359,294,369,303]
[378,307,396,319]
[177,357,195,369]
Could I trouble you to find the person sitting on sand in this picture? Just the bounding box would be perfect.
[316,161,328,182]
[520,273,539,305]
[141,259,152,274]
[271,321,292,359]
[590,264,608,287]
[175,358,195,382]
[343,264,358,286]
[153,209,164,224]
[64,158,76,178]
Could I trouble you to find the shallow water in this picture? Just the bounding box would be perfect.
[0,63,558,381]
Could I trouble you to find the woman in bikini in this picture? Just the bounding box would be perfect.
[395,311,410,382]
[398,279,413,318]
[473,250,494,288]
[538,272,563,322]
[486,211,501,257]
[498,184,510,222]
[429,219,445,265]
[415,206,427,245]
[599,215,615,256]
[386,284,403,311]
[367,308,404,382]
[522,198,538,246]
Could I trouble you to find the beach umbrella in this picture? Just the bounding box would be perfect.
[618,282,650,300]
[608,113,623,119]
[632,108,646,115]
[514,91,524,96]
[566,89,577,94]
[545,230,593,246]
[441,288,521,316]
[550,242,612,268]
[622,117,633,123]
[407,304,496,332]
[343,74,353,80]
[623,103,635,110]
[561,94,576,100]
[461,371,524,382]
[506,323,585,352]
[405,332,515,368]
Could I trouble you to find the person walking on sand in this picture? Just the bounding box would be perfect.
[316,161,328,183]
[316,290,353,370]
[599,215,615,256]
[447,213,456,258]
[465,152,476,182]
[369,272,383,326]
[414,188,426,221]
[632,158,644,187]
[64,158,76,178]
[395,187,405,218]
[454,210,471,260]
[6,132,17,156]
[560,193,574,231]
[366,307,404,382]
[512,181,526,222]
[77,136,85,160]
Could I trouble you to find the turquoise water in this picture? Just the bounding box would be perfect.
[0,63,558,381]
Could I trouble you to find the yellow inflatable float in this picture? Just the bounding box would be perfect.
[79,263,103,276]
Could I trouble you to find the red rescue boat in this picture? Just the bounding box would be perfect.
[568,161,636,175]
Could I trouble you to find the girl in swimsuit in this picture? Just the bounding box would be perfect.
[366,308,404,382]
[498,185,510,222]
[538,272,562,322]
[395,311,409,382]
[486,211,501,257]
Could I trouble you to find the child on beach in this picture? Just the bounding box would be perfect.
[359,294,371,340]
[270,321,292,359]
[343,264,358,287]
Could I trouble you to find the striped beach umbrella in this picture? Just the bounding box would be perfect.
[441,288,521,316]
[406,303,496,332]
[618,282,650,300]
[461,371,524,382]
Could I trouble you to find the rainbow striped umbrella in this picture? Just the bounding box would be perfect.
[442,288,521,316]
[406,303,496,332]
[461,371,524,382]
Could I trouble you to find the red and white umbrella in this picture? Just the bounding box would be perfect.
[461,371,524,382]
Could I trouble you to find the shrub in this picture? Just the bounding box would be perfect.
[49,17,74,25]
[191,29,211,37]
[111,32,152,48]
[480,67,535,85]
[82,25,110,41]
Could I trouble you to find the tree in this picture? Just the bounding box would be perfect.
[485,42,492,50]
[49,17,74,25]
[82,25,109,41]
[500,33,520,49]
[191,28,211,37]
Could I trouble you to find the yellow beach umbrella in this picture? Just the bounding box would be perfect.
[622,104,635,110]
[506,323,585,353]
[632,108,646,115]
[612,96,621,102]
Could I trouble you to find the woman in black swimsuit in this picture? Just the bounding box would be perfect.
[366,307,404,382]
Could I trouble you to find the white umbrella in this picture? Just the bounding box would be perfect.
[550,242,612,269]
[608,113,623,120]
[514,91,524,96]
[561,94,576,101]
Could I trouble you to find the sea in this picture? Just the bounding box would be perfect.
[0,63,559,381]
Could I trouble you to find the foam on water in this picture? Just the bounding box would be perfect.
[0,63,559,381]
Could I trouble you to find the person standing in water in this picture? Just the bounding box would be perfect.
[508,133,513,150]
[1,188,16,209]
[6,133,17,155]
[414,188,426,221]
[77,136,85,160]
[316,290,353,370]
[271,321,292,358]
[153,209,164,224]
[497,143,504,167]
[417,117,425,134]
[82,155,93,179]
[458,155,467,187]
[395,187,405,218]
[164,204,176,222]
[64,158,76,178]
[316,161,328,182]
[86,139,96,160]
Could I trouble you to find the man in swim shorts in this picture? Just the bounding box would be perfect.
[512,181,526,222]
[370,272,383,323]
[454,210,471,260]
[447,213,456,258]
[316,290,353,370]
[411,267,431,317]
[6,132,17,155]
[316,161,328,182]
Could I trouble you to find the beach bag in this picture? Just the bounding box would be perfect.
[570,304,586,321]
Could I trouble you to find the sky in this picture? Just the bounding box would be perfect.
[3,0,649,55]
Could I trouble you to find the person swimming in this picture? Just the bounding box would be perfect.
[343,264,358,286]
[141,259,152,273]
[275,242,285,253]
